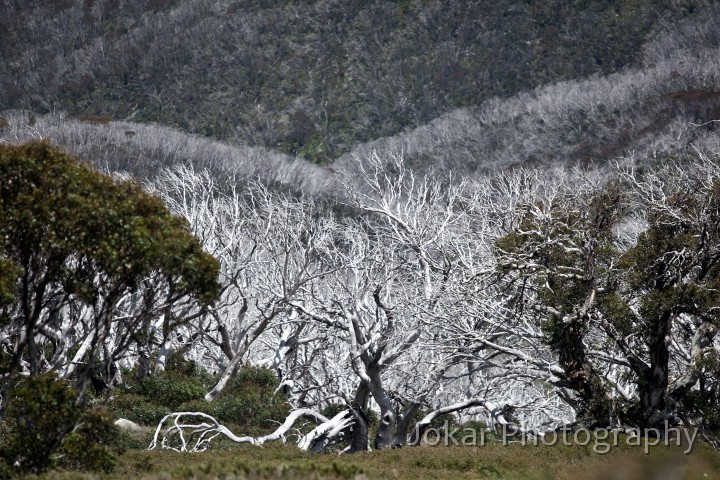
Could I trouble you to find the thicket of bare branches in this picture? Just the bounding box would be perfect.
[140,148,720,452]
[3,141,718,452]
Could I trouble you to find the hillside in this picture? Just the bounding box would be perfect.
[0,0,709,164]
[338,6,720,175]
[0,110,337,197]
[3,3,720,193]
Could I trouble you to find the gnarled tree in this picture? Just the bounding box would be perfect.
[0,142,220,405]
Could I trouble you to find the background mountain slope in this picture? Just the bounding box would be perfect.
[0,0,710,164]
[3,2,720,193]
[338,6,720,175]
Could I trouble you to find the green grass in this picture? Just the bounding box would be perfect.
[31,438,720,480]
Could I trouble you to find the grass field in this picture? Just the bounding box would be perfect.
[32,436,720,480]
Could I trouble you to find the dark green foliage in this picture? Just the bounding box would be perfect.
[680,384,720,431]
[0,259,16,331]
[0,260,15,308]
[0,141,220,378]
[107,394,173,426]
[496,185,626,425]
[498,170,720,428]
[616,178,720,425]
[457,420,498,442]
[0,378,121,474]
[115,430,153,451]
[108,355,212,424]
[165,349,203,377]
[109,364,289,434]
[0,374,81,474]
[0,142,218,301]
[57,408,120,472]
[137,372,207,411]
[224,365,280,391]
[320,403,351,422]
[202,367,290,432]
[596,293,637,338]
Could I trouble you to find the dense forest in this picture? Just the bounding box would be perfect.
[2,1,720,478]
[0,0,713,164]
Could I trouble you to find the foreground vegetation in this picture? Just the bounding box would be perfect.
[4,361,718,478]
[30,440,720,480]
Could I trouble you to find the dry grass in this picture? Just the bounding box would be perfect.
[31,438,720,480]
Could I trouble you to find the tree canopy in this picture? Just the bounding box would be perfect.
[496,163,720,429]
[0,142,220,386]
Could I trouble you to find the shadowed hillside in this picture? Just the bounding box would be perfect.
[0,0,709,163]
[337,5,720,174]
[4,4,720,192]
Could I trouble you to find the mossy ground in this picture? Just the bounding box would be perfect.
[29,437,720,480]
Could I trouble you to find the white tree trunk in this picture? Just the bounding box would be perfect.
[149,409,350,453]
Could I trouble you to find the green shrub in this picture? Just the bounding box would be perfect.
[110,364,289,436]
[115,429,153,451]
[136,371,207,410]
[679,389,720,429]
[175,399,212,415]
[113,352,212,415]
[107,393,169,426]
[165,350,204,377]
[0,374,81,474]
[108,356,209,425]
[57,408,119,472]
[226,367,281,391]
[0,420,12,478]
[457,420,499,442]
[320,403,347,420]
[210,367,290,431]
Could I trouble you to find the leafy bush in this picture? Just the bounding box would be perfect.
[57,408,119,472]
[677,354,720,430]
[137,371,207,410]
[175,399,212,415]
[0,142,221,382]
[457,420,500,442]
[461,419,488,431]
[0,374,81,474]
[175,367,291,433]
[165,350,205,377]
[108,353,212,425]
[106,394,169,426]
[320,403,347,420]
[115,429,154,451]
[110,362,289,435]
[204,367,290,431]
[226,366,282,391]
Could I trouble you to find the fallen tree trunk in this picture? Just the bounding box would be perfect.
[148,408,352,453]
